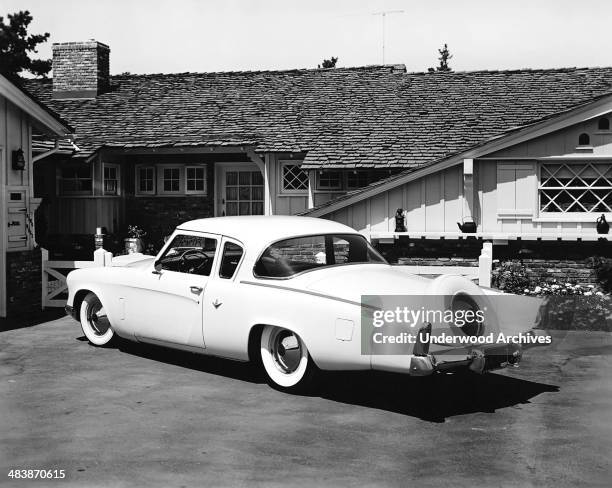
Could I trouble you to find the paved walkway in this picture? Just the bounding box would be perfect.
[1,317,611,487]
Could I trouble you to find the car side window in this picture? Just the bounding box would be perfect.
[219,241,244,279]
[158,234,217,276]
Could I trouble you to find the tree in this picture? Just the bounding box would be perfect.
[318,56,338,69]
[0,10,51,80]
[428,43,453,73]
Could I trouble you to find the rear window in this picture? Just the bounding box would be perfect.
[254,234,386,278]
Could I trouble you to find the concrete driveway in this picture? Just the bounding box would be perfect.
[1,317,611,488]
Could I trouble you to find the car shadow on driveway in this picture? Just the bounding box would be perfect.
[317,370,559,423]
[102,337,559,423]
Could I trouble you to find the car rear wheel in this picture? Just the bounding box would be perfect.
[260,325,317,393]
[79,292,115,346]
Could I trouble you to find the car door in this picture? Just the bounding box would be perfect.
[202,237,249,359]
[128,231,219,351]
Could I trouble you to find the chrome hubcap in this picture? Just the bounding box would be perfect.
[271,330,302,374]
[88,303,110,336]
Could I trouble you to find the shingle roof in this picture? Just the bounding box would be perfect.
[23,65,612,165]
[300,90,612,216]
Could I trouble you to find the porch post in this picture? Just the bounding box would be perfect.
[463,158,474,221]
[246,149,272,215]
[307,170,315,209]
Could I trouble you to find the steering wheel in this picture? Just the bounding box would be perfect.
[178,248,210,274]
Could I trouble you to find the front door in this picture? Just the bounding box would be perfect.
[128,232,219,351]
[217,164,264,216]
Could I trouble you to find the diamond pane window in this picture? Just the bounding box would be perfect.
[282,164,308,191]
[539,162,612,213]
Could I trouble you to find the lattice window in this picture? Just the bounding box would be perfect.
[539,162,612,213]
[282,164,308,191]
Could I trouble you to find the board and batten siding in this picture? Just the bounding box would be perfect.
[268,154,309,215]
[323,114,612,236]
[324,165,465,233]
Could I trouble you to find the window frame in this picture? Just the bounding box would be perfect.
[218,238,245,280]
[252,232,387,280]
[185,165,208,195]
[102,163,121,196]
[280,161,309,194]
[156,231,219,276]
[136,165,156,195]
[58,163,94,196]
[537,160,612,218]
[316,170,343,190]
[158,164,183,195]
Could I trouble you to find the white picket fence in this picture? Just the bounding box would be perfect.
[41,247,113,309]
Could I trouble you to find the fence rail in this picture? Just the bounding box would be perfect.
[41,248,113,309]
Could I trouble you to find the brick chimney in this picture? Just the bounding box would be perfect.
[52,40,110,99]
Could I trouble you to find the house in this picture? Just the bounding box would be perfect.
[16,39,612,311]
[0,73,73,317]
[24,41,409,254]
[302,90,612,284]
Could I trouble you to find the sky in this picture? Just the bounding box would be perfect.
[3,0,612,75]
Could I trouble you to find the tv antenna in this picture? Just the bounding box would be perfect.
[372,9,404,64]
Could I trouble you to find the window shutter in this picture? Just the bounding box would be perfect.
[497,162,535,218]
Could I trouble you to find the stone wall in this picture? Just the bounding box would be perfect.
[6,249,42,319]
[493,241,611,286]
[377,237,610,286]
[376,237,481,267]
[125,195,215,252]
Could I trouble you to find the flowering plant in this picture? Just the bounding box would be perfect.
[126,225,147,239]
[523,280,606,297]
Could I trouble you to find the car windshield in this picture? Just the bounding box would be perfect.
[254,233,387,278]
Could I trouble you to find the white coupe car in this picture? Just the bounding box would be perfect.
[66,216,538,392]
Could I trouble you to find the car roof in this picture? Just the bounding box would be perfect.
[176,216,361,248]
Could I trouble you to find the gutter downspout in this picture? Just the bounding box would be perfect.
[32,139,60,163]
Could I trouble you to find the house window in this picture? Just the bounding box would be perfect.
[598,117,610,131]
[578,133,590,146]
[281,163,308,192]
[103,164,120,195]
[59,165,92,195]
[347,171,370,189]
[137,166,155,194]
[317,171,342,190]
[186,166,206,194]
[161,167,181,193]
[539,162,612,213]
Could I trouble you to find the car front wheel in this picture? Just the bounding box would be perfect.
[79,292,115,346]
[260,325,317,393]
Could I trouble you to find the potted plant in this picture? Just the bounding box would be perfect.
[124,225,146,254]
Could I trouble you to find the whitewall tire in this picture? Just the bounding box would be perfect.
[79,292,115,346]
[260,326,317,392]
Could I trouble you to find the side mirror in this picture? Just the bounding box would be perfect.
[153,260,163,274]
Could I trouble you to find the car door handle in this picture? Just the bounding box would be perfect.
[190,286,203,295]
[212,299,222,308]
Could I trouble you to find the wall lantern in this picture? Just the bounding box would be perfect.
[12,149,26,171]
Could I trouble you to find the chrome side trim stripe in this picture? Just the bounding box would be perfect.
[239,280,374,309]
